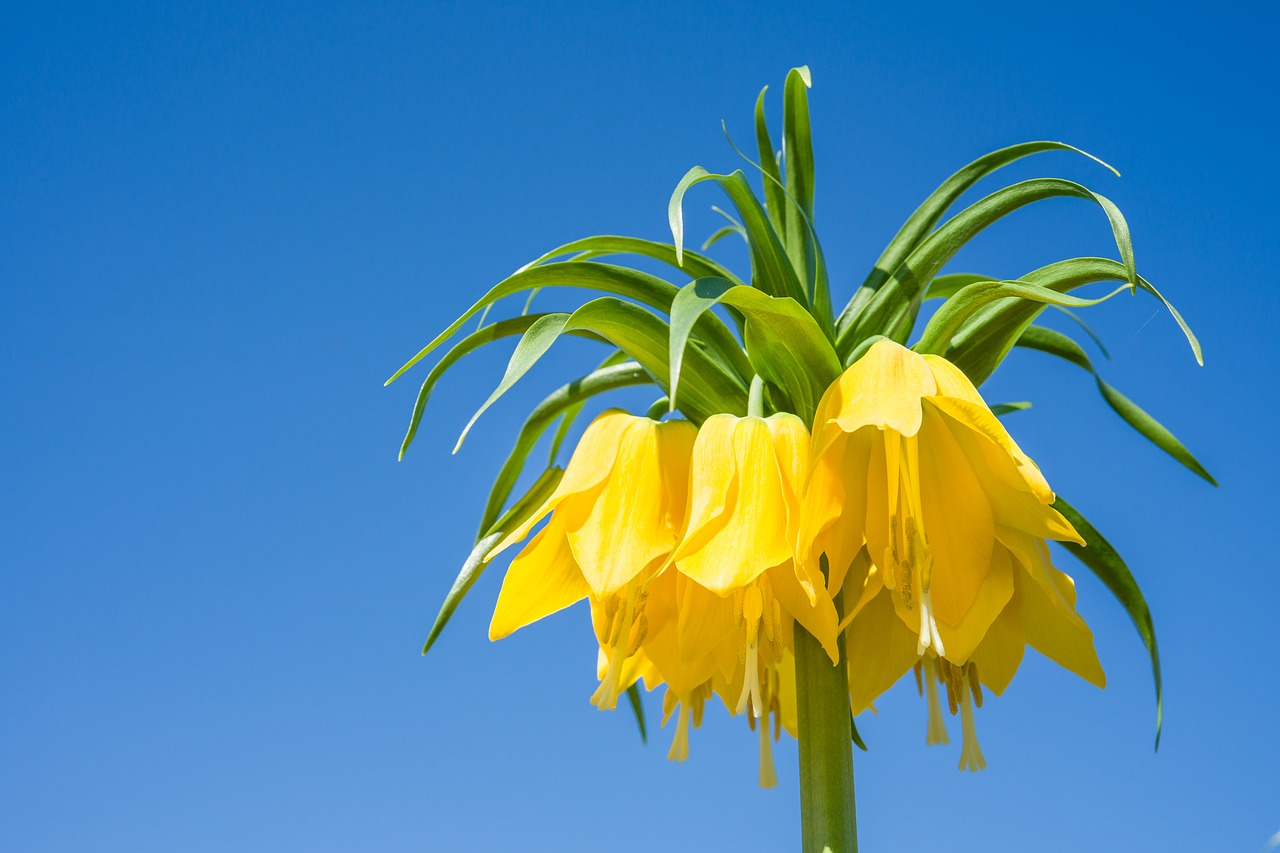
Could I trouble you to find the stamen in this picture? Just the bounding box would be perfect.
[913,661,924,696]
[667,702,691,763]
[968,662,984,709]
[735,586,765,717]
[590,584,640,710]
[958,667,987,772]
[924,660,950,745]
[758,707,778,788]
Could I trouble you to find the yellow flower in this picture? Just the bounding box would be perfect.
[801,338,1083,662]
[669,413,840,723]
[801,339,1103,769]
[842,534,1104,770]
[487,410,696,710]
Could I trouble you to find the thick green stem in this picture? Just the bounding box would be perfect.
[795,619,857,853]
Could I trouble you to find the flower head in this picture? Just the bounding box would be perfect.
[488,410,696,709]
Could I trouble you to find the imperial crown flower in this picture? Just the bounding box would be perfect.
[393,66,1212,850]
[487,409,695,709]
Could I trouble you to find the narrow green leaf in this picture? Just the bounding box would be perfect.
[456,313,573,452]
[840,178,1136,354]
[398,315,562,461]
[478,361,651,536]
[835,141,1118,337]
[386,261,747,386]
[457,297,746,449]
[669,277,840,423]
[1015,325,1216,485]
[947,257,1202,386]
[782,66,815,292]
[669,167,808,305]
[924,273,993,301]
[990,401,1031,416]
[701,224,747,251]
[850,713,868,751]
[916,278,1130,355]
[754,85,788,237]
[522,234,747,288]
[626,684,647,745]
[422,466,565,655]
[1052,496,1162,749]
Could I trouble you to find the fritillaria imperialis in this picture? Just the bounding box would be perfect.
[389,67,1211,851]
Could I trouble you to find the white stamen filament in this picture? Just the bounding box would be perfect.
[736,642,762,717]
[916,587,946,658]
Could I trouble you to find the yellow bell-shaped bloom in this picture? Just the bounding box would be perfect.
[488,410,696,710]
[801,338,1084,662]
[669,413,841,724]
[842,532,1104,770]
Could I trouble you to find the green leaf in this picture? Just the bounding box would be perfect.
[1015,325,1216,485]
[754,85,788,238]
[915,278,1131,355]
[782,66,815,292]
[924,273,993,301]
[458,298,748,450]
[701,224,746,251]
[397,315,569,461]
[523,234,747,287]
[990,401,1031,416]
[948,257,1202,386]
[850,713,868,751]
[385,261,747,386]
[626,684,647,745]
[669,167,808,305]
[669,277,840,423]
[838,177,1136,354]
[422,466,565,655]
[1052,496,1163,749]
[835,140,1118,336]
[478,361,651,536]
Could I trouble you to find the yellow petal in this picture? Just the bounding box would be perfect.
[769,562,840,664]
[675,573,737,667]
[656,420,697,535]
[926,395,1056,506]
[968,604,1025,696]
[815,339,936,439]
[675,417,792,592]
[1014,561,1106,688]
[914,542,1015,663]
[918,407,995,625]
[921,353,987,406]
[489,513,591,640]
[798,430,873,598]
[632,569,716,695]
[844,585,921,714]
[567,418,678,597]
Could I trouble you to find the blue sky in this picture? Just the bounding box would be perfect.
[2,2,1276,850]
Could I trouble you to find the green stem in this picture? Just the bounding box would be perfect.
[795,615,857,852]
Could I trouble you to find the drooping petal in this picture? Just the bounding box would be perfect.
[926,395,1056,506]
[845,583,921,714]
[968,604,1026,697]
[677,414,740,545]
[798,430,873,598]
[567,418,678,597]
[676,573,737,667]
[769,562,840,663]
[675,417,793,592]
[927,543,1015,662]
[815,339,936,440]
[489,513,591,640]
[1015,563,1106,688]
[918,407,996,625]
[656,420,698,536]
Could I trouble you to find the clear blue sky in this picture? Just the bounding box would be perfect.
[3,2,1276,850]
